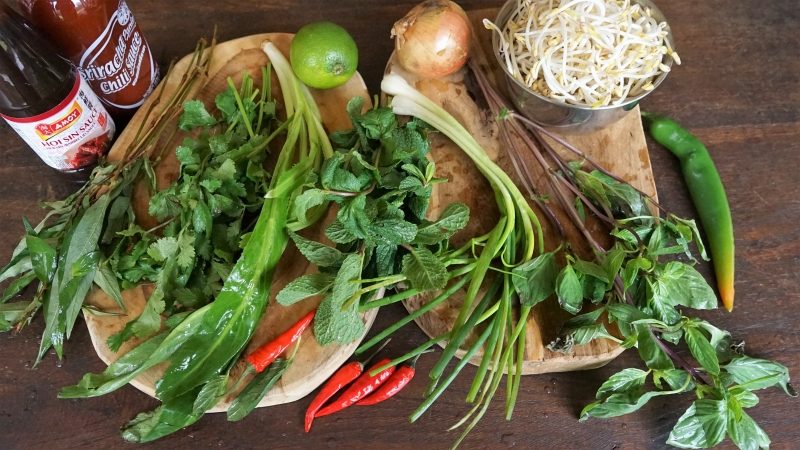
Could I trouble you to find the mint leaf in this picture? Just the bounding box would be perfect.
[325,219,358,245]
[402,247,447,291]
[375,244,398,277]
[331,253,363,307]
[556,264,583,314]
[293,189,332,224]
[723,357,796,396]
[413,202,470,245]
[276,273,334,306]
[314,295,364,346]
[666,399,728,448]
[290,232,346,268]
[179,100,216,130]
[511,251,557,307]
[370,218,417,245]
[685,326,720,375]
[192,374,227,415]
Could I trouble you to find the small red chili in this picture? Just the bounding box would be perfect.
[304,361,362,432]
[304,339,391,432]
[314,358,395,418]
[355,353,424,406]
[245,309,315,373]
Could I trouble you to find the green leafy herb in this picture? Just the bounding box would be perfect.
[227,358,290,421]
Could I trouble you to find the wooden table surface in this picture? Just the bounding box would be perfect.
[1,1,798,449]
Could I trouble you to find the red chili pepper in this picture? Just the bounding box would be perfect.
[245,309,315,373]
[304,361,362,432]
[315,358,395,418]
[355,353,424,406]
[304,340,392,432]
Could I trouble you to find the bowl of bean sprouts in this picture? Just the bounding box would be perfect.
[486,0,679,134]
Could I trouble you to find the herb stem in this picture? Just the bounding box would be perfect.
[355,275,470,354]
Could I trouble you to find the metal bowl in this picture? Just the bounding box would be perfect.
[491,0,676,134]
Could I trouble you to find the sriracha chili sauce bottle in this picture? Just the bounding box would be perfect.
[20,0,159,122]
[0,6,115,173]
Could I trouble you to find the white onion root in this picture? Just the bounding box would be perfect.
[485,0,680,107]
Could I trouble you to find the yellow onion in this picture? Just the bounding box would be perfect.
[392,0,471,79]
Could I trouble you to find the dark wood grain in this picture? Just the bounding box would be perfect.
[1,1,798,449]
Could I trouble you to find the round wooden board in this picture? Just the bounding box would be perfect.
[390,9,660,375]
[83,33,376,412]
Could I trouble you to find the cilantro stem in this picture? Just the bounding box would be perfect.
[227,77,256,140]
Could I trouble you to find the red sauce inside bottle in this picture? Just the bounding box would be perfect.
[20,0,159,121]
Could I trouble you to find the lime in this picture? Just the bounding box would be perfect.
[290,21,358,90]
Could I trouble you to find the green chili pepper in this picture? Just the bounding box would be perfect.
[642,112,735,311]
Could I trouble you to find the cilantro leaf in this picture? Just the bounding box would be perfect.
[179,100,216,130]
[147,237,179,262]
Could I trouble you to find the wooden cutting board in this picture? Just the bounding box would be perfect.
[83,33,376,412]
[396,9,659,374]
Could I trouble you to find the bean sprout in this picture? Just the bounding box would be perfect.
[485,0,680,107]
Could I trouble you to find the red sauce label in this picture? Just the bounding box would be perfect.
[77,0,158,111]
[2,76,115,171]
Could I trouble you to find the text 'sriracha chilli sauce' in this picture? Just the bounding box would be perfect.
[20,0,159,121]
[0,6,115,172]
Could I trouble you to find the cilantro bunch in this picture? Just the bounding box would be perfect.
[104,71,279,351]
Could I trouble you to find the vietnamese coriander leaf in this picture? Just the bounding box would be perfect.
[227,359,290,422]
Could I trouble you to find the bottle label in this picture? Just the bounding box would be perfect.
[78,0,159,110]
[1,76,115,171]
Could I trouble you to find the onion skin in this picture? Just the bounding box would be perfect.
[392,0,471,79]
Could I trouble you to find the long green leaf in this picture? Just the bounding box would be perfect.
[122,389,204,443]
[227,359,289,421]
[37,194,110,362]
[155,196,291,401]
[59,306,208,399]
